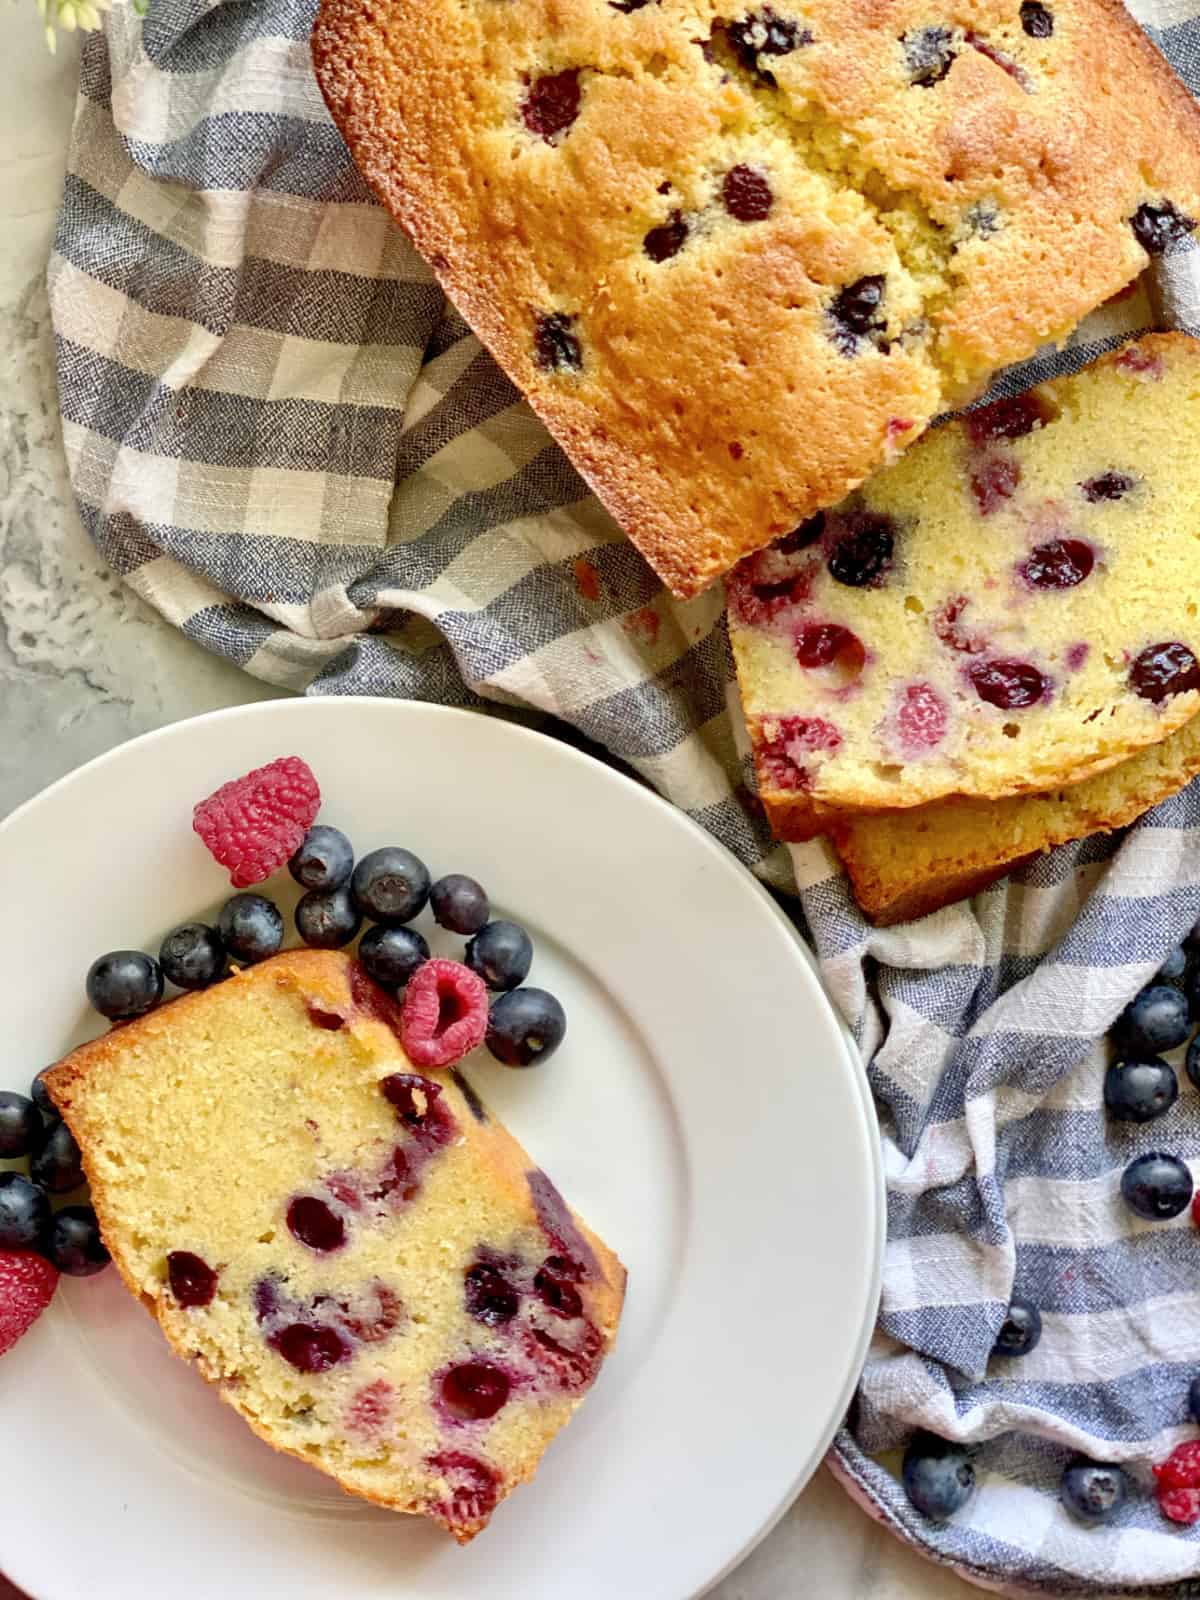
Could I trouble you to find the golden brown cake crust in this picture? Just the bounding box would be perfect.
[312,0,1200,596]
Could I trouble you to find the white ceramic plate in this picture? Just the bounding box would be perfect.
[0,700,882,1600]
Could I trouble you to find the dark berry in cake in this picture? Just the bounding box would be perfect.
[296,886,362,949]
[359,925,430,990]
[352,847,432,926]
[521,69,581,142]
[533,312,583,373]
[965,392,1052,445]
[1019,0,1054,36]
[168,1250,219,1307]
[0,1092,41,1160]
[193,755,320,888]
[439,1360,512,1422]
[31,1119,84,1195]
[1186,1032,1200,1091]
[992,1297,1042,1357]
[1113,983,1191,1055]
[289,825,355,892]
[827,511,894,588]
[1130,642,1200,703]
[380,1073,458,1149]
[726,7,810,72]
[1121,1152,1193,1220]
[778,514,824,553]
[722,166,773,222]
[464,1261,521,1327]
[217,893,284,964]
[465,921,534,991]
[643,212,689,261]
[430,874,490,936]
[609,0,653,9]
[1104,1057,1179,1123]
[0,1173,51,1254]
[1019,539,1095,590]
[794,624,862,670]
[1062,1460,1127,1524]
[534,1257,584,1318]
[288,1196,347,1253]
[85,950,163,1020]
[50,1205,110,1278]
[159,923,228,992]
[270,1322,352,1373]
[967,659,1047,709]
[902,25,958,86]
[0,1248,59,1356]
[30,1071,56,1120]
[399,960,489,1069]
[1158,944,1188,985]
[486,987,568,1067]
[1130,201,1195,255]
[901,1433,975,1520]
[828,276,886,354]
[969,455,1020,515]
[1081,471,1136,502]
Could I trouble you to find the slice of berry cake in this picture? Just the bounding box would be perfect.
[43,950,625,1541]
[729,333,1200,839]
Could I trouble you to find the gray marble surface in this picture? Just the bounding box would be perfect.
[0,9,980,1597]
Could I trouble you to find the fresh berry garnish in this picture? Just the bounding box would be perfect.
[1081,471,1136,502]
[296,886,362,949]
[643,212,689,260]
[287,1196,347,1253]
[1159,944,1189,985]
[992,1296,1042,1357]
[439,1360,512,1422]
[465,921,534,991]
[1019,538,1095,590]
[351,846,432,926]
[1121,1152,1193,1220]
[380,1073,458,1148]
[399,959,489,1069]
[758,715,842,789]
[31,1119,84,1194]
[901,1432,975,1520]
[828,276,886,355]
[426,1450,500,1530]
[1113,983,1191,1055]
[1130,201,1195,256]
[965,392,1052,445]
[85,950,163,1020]
[430,874,490,936]
[534,1257,584,1318]
[521,69,581,142]
[726,7,809,72]
[289,825,355,892]
[1130,642,1200,703]
[168,1250,219,1307]
[50,1205,110,1278]
[193,755,320,888]
[722,166,773,222]
[1104,1057,1179,1123]
[0,1093,41,1160]
[969,455,1020,515]
[464,1262,521,1327]
[1063,1460,1128,1524]
[902,25,958,85]
[967,658,1047,709]
[216,893,284,964]
[533,311,583,373]
[159,923,227,991]
[1185,1031,1200,1091]
[486,987,568,1067]
[794,624,862,670]
[0,1173,51,1254]
[827,511,894,587]
[1019,0,1053,35]
[359,925,430,990]
[270,1322,352,1373]
[30,1072,56,1120]
[0,1250,58,1356]
[893,682,948,757]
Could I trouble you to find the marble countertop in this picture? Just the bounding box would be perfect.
[0,8,982,1597]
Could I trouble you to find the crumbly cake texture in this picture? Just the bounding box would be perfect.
[44,950,625,1542]
[730,333,1200,838]
[311,0,1200,598]
[831,714,1200,924]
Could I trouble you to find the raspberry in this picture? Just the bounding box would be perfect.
[0,1249,59,1356]
[1154,1440,1200,1493]
[1160,1486,1200,1525]
[399,960,489,1069]
[193,756,321,887]
[1190,1189,1200,1228]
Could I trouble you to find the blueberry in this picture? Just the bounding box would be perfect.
[992,1296,1042,1358]
[1120,1151,1193,1220]
[1190,1375,1200,1426]
[217,893,284,964]
[31,1119,84,1195]
[465,921,534,991]
[1112,984,1192,1056]
[1188,1033,1200,1092]
[359,925,430,990]
[351,847,432,926]
[1130,201,1195,256]
[486,988,568,1067]
[1104,1057,1179,1123]
[901,1432,975,1520]
[0,1172,51,1253]
[827,512,895,588]
[1159,944,1190,986]
[30,1071,56,1120]
[295,886,362,949]
[0,1092,42,1160]
[85,950,163,1020]
[1060,1460,1128,1525]
[158,922,228,991]
[430,874,490,936]
[50,1205,110,1277]
[289,825,355,892]
[1130,642,1200,704]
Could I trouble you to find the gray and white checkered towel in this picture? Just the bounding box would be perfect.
[47,1,1200,1590]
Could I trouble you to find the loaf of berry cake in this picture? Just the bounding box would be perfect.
[729,333,1200,839]
[44,950,625,1541]
[313,0,1200,596]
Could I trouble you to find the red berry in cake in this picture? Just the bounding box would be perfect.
[0,1092,41,1160]
[486,987,568,1067]
[217,893,284,965]
[758,715,842,788]
[965,392,1052,445]
[426,1450,500,1530]
[380,1073,458,1148]
[794,623,861,670]
[193,755,320,888]
[969,455,1021,515]
[351,846,432,926]
[335,1280,404,1343]
[892,681,948,757]
[31,1118,84,1195]
[967,658,1048,709]
[521,69,581,142]
[465,921,534,991]
[296,886,362,949]
[1130,642,1200,702]
[50,1205,110,1278]
[168,1250,219,1307]
[347,1379,395,1434]
[527,1169,599,1277]
[86,950,164,1020]
[359,925,430,990]
[439,1360,512,1422]
[525,1320,605,1391]
[0,1249,59,1357]
[159,923,228,991]
[289,825,355,892]
[430,874,490,936]
[933,595,986,655]
[287,1195,347,1253]
[270,1321,352,1373]
[722,165,773,222]
[399,960,489,1068]
[0,1174,51,1254]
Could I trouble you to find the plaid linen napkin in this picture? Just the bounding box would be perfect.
[46,0,1200,1589]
